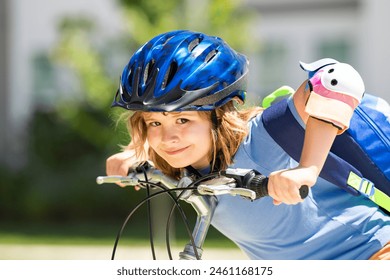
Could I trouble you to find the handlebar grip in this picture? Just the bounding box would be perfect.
[247,175,309,199]
[299,185,309,199]
[247,174,269,198]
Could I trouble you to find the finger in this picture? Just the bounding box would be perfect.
[292,186,306,202]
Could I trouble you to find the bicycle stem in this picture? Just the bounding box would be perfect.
[178,194,217,260]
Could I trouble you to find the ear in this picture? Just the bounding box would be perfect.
[299,58,339,78]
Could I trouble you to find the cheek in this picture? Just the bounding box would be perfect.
[191,125,213,150]
[186,123,210,140]
[201,128,212,146]
[146,129,159,148]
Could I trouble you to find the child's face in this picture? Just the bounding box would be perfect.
[144,111,212,169]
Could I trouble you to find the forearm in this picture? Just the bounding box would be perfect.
[299,117,338,176]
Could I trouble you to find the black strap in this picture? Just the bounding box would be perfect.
[184,165,203,179]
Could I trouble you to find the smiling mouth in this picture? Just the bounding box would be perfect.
[164,146,189,155]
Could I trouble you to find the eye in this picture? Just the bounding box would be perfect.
[177,118,189,124]
[147,121,161,127]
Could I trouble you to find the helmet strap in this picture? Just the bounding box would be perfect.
[184,165,203,179]
[211,110,219,130]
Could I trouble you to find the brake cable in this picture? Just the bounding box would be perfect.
[140,166,156,260]
[165,172,221,260]
[111,184,198,260]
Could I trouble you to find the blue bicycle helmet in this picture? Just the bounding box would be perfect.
[112,30,248,111]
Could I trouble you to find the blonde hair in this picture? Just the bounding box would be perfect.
[126,101,263,179]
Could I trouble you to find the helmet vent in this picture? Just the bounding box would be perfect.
[188,38,201,52]
[125,68,134,100]
[143,60,155,85]
[162,61,178,89]
[205,50,218,63]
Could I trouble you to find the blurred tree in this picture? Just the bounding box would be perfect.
[118,0,255,50]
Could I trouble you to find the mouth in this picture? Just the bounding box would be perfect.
[164,146,189,156]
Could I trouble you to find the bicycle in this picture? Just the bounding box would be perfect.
[96,161,308,260]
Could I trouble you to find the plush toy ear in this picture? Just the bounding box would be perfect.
[299,58,339,78]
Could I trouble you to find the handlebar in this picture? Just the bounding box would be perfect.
[96,163,309,200]
[96,161,308,260]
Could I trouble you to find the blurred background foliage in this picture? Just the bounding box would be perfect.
[0,0,256,233]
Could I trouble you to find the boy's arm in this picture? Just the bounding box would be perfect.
[294,61,365,173]
[267,114,338,205]
[293,80,339,174]
[268,62,365,205]
[299,117,338,175]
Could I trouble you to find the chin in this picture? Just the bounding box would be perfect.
[164,159,187,169]
[169,162,189,169]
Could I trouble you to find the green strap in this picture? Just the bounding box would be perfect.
[347,172,390,212]
[262,86,294,108]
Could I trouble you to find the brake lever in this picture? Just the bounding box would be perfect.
[96,174,139,186]
[196,176,257,200]
[96,161,155,187]
[197,185,257,200]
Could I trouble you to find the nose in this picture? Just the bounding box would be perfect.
[160,125,179,144]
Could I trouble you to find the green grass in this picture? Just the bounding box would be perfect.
[0,221,122,245]
[0,221,237,248]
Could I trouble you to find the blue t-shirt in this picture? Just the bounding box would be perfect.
[210,98,390,259]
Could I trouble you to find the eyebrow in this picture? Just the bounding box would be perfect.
[143,111,197,120]
[143,115,159,123]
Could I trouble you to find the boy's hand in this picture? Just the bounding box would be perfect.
[268,166,317,205]
[106,150,145,189]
